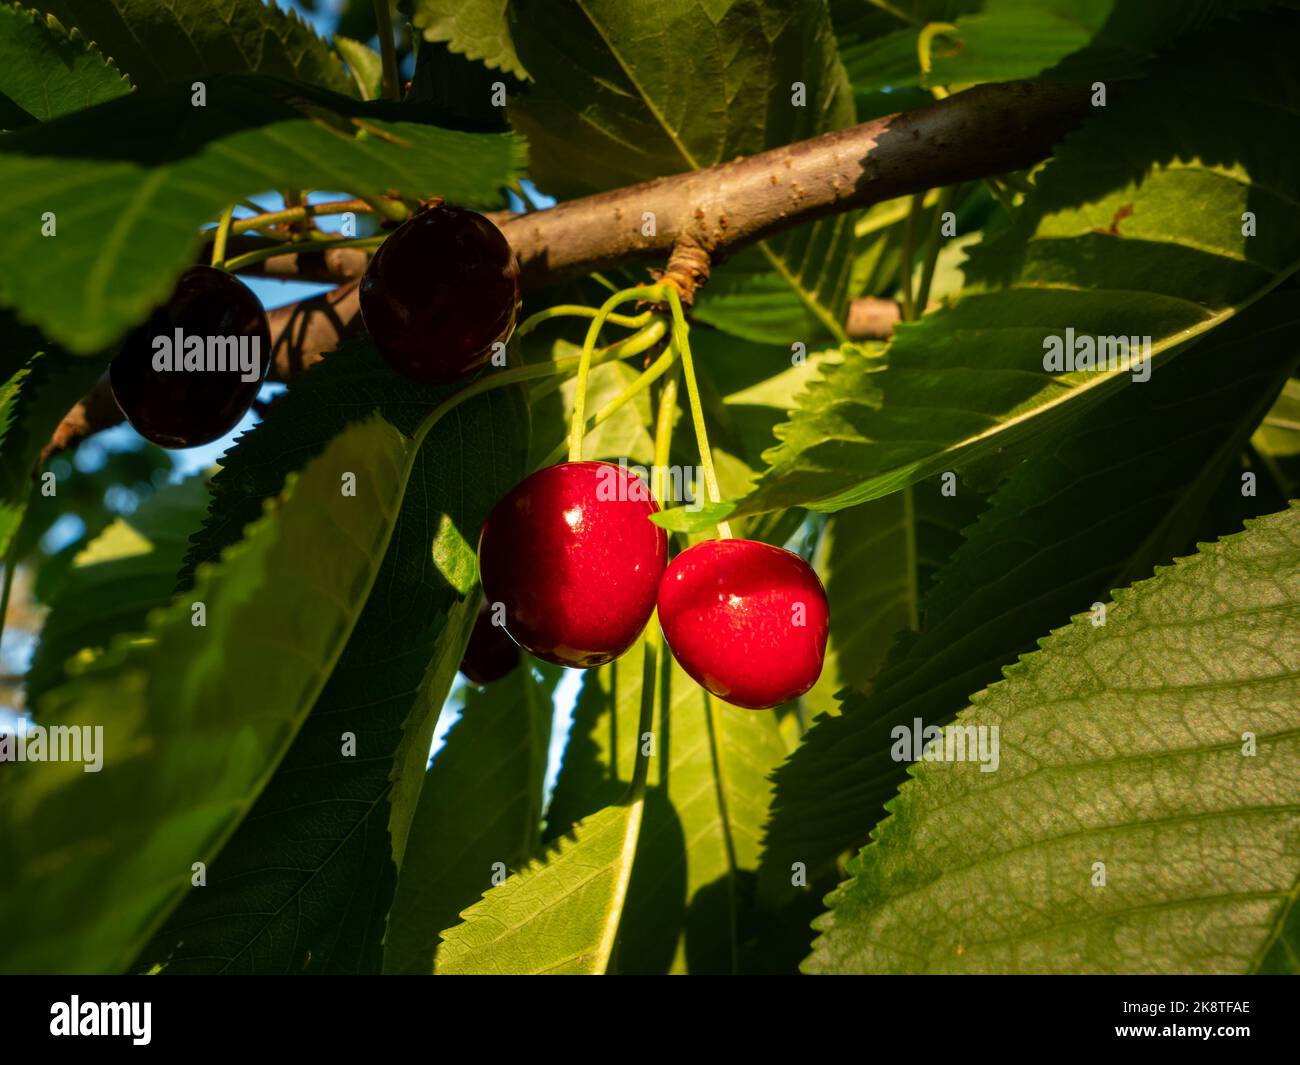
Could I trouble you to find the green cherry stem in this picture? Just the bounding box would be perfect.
[210,203,236,269]
[629,349,679,801]
[517,304,652,340]
[373,0,401,102]
[222,235,386,274]
[659,284,733,539]
[651,361,680,506]
[568,286,662,462]
[229,197,375,237]
[537,317,674,468]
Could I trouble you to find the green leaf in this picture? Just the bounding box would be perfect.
[831,1,1273,104]
[0,4,132,128]
[927,0,1116,89]
[511,0,849,194]
[1253,378,1300,498]
[333,34,383,101]
[383,661,562,974]
[0,416,419,974]
[404,31,513,131]
[546,641,789,972]
[694,332,843,474]
[26,473,209,707]
[0,74,525,354]
[28,0,354,94]
[0,339,104,558]
[802,497,916,714]
[828,0,977,106]
[802,484,984,714]
[510,0,857,340]
[404,0,527,80]
[662,10,1300,531]
[759,294,1300,896]
[136,341,530,974]
[435,801,644,974]
[436,636,663,975]
[806,503,1300,974]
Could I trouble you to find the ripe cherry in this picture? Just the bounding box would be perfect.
[657,539,829,710]
[108,266,270,449]
[360,204,520,384]
[477,461,667,668]
[459,597,520,685]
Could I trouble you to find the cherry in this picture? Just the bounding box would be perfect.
[360,204,520,384]
[108,266,270,449]
[459,596,520,685]
[657,539,829,710]
[477,461,667,668]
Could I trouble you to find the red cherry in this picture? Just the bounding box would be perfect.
[459,597,520,685]
[360,204,520,384]
[109,266,270,449]
[657,539,829,709]
[477,461,667,668]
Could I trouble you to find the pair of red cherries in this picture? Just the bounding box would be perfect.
[470,461,830,710]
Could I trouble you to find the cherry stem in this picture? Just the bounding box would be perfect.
[517,304,652,340]
[626,361,680,801]
[404,320,668,455]
[222,235,386,273]
[568,286,662,462]
[659,285,733,538]
[229,198,375,238]
[651,361,679,506]
[527,319,663,403]
[210,203,236,269]
[537,318,673,469]
[373,0,401,102]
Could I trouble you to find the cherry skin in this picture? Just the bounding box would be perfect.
[360,204,521,384]
[657,539,829,710]
[477,461,667,668]
[109,266,271,449]
[459,597,520,685]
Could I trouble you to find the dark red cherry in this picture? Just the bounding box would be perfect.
[657,539,829,710]
[477,461,667,668]
[459,596,520,685]
[108,266,271,449]
[360,204,520,384]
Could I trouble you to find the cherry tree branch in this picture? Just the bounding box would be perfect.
[500,79,1087,286]
[42,78,1089,458]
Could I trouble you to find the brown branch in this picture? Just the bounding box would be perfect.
[497,79,1088,287]
[42,77,1089,459]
